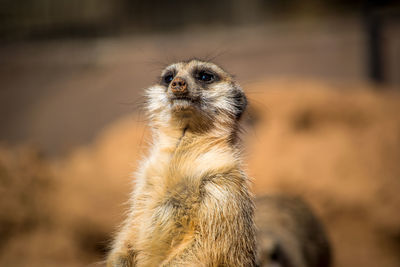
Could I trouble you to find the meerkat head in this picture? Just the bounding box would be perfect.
[146,59,247,133]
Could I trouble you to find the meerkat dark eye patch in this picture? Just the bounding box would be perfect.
[193,69,219,84]
[161,71,175,85]
[197,71,214,82]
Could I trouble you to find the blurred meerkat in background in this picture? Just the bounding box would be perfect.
[255,195,332,267]
[107,59,256,266]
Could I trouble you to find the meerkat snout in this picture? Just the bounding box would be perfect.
[170,77,188,96]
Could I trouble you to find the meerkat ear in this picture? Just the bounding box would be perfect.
[232,88,247,120]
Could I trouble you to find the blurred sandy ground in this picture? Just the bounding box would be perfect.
[1,16,400,267]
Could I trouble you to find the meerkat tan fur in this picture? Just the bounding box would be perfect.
[107,59,256,267]
[255,195,332,267]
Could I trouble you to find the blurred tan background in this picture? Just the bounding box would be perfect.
[0,1,400,267]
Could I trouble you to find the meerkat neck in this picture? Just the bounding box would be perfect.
[154,123,238,152]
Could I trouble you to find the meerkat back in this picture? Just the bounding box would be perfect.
[255,195,332,267]
[107,59,256,267]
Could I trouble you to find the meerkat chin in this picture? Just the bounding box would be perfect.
[107,59,255,267]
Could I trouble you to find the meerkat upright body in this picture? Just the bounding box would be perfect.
[107,60,256,267]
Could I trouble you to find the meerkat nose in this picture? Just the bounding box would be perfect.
[170,77,188,95]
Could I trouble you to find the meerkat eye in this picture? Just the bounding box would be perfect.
[197,71,215,83]
[163,74,174,84]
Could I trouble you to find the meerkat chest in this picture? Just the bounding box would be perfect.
[145,144,236,192]
[132,141,240,263]
[133,149,206,257]
[137,144,236,226]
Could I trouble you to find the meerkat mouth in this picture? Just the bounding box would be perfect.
[170,96,198,111]
[171,96,193,102]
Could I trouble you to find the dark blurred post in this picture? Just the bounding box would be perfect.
[363,0,385,84]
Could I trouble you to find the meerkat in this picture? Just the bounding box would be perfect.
[107,59,256,266]
[255,195,332,267]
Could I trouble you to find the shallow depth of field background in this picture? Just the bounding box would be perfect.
[1,1,400,267]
